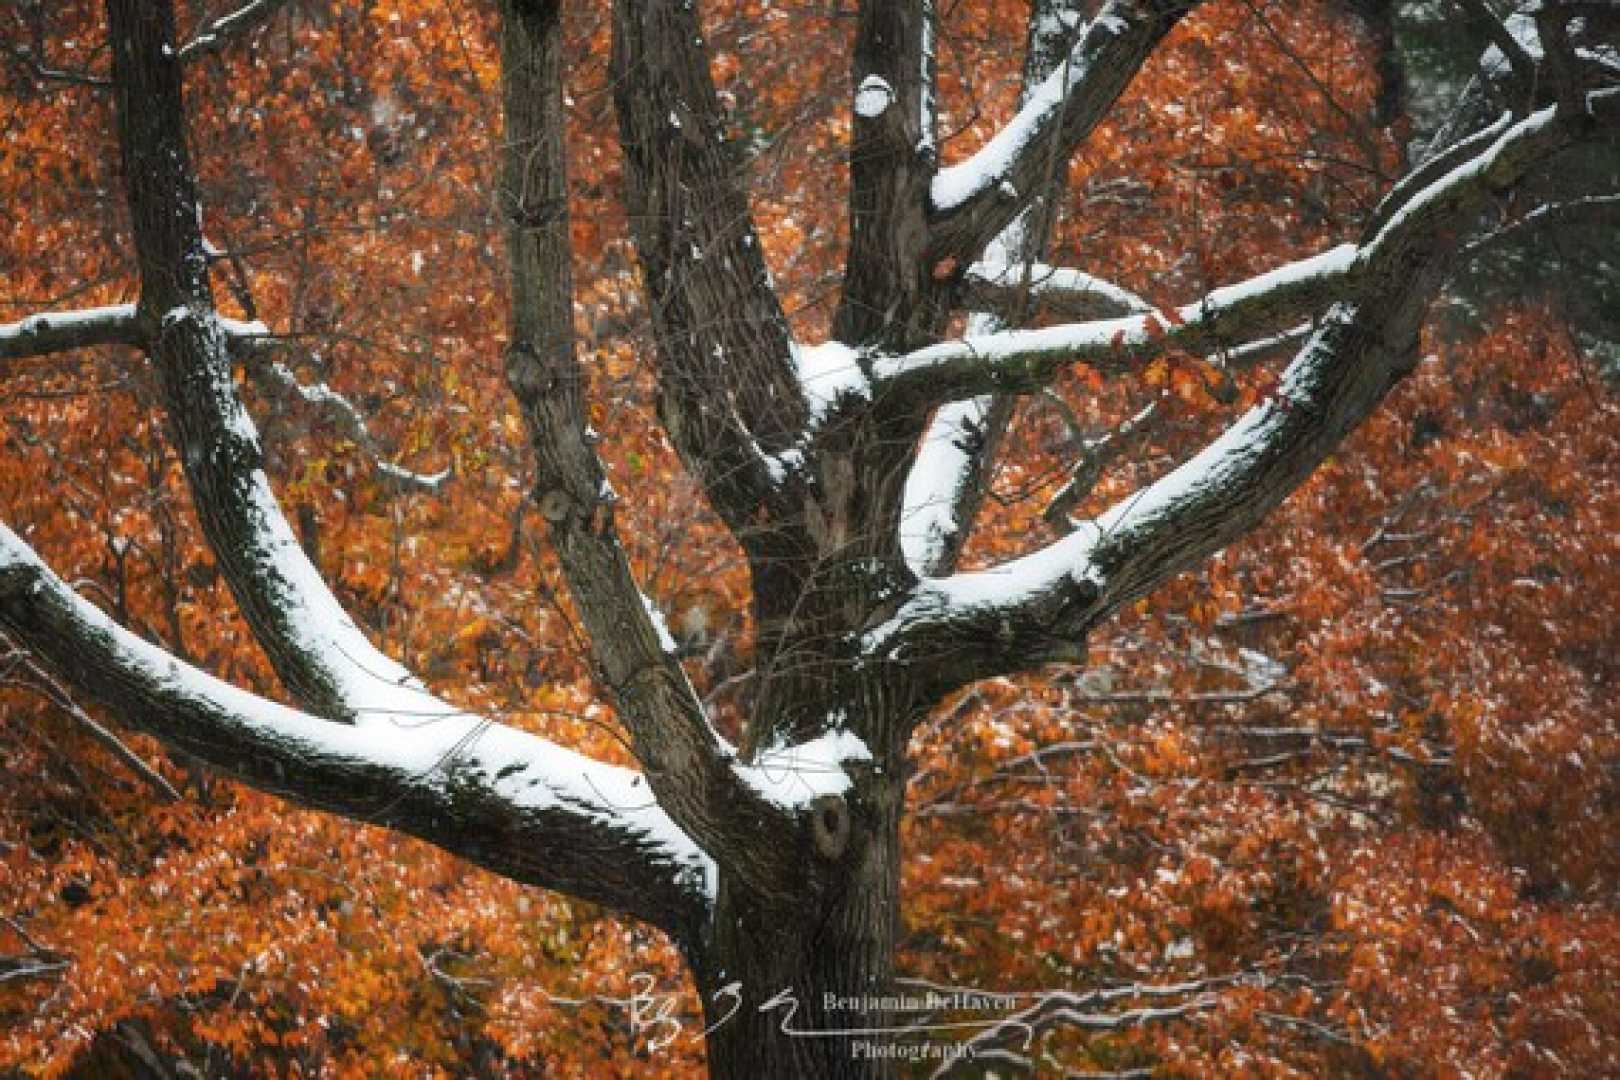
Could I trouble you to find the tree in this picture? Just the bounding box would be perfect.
[1,0,1616,1075]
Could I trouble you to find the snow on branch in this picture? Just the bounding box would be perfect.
[870,92,1619,691]
[929,4,1136,214]
[960,258,1151,322]
[896,0,1094,580]
[239,344,452,494]
[926,0,1201,260]
[900,396,998,576]
[0,303,141,363]
[873,244,1357,406]
[0,522,713,935]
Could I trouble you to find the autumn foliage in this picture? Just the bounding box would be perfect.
[3,0,1617,1076]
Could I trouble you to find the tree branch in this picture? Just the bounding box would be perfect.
[177,0,291,62]
[609,0,806,540]
[0,303,140,363]
[8,652,182,802]
[900,0,1097,578]
[925,0,1203,268]
[960,259,1150,324]
[0,523,711,939]
[874,243,1358,409]
[104,0,434,720]
[831,0,937,347]
[502,0,828,904]
[869,89,1620,692]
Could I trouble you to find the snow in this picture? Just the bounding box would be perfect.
[930,6,1133,211]
[0,303,136,346]
[1364,109,1543,255]
[737,726,872,810]
[900,396,990,574]
[854,75,894,119]
[1193,244,1354,312]
[1479,12,1541,77]
[873,314,1140,385]
[0,522,715,896]
[641,592,679,654]
[792,339,869,427]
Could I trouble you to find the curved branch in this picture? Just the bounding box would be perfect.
[0,524,711,939]
[177,0,292,62]
[107,0,431,719]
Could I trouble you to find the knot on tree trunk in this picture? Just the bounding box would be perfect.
[808,793,851,860]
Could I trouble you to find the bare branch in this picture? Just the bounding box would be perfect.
[502,0,824,903]
[1460,192,1620,262]
[610,0,806,538]
[241,347,452,494]
[1454,0,1537,86]
[8,652,182,801]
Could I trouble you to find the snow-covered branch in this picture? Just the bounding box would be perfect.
[898,0,1092,579]
[926,0,1202,264]
[875,243,1358,408]
[507,1,840,904]
[870,90,1620,691]
[243,350,451,494]
[0,523,712,937]
[0,303,140,363]
[960,258,1150,322]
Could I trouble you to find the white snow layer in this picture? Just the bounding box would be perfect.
[737,726,872,810]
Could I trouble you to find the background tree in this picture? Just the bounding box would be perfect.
[2,0,1616,1076]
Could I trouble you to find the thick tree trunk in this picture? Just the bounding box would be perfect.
[692,776,905,1080]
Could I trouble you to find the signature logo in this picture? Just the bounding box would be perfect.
[624,973,1031,1055]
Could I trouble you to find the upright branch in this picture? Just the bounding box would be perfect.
[609,0,805,533]
[832,0,938,348]
[900,0,1093,578]
[501,0,834,906]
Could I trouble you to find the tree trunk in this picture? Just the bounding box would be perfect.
[693,772,906,1080]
